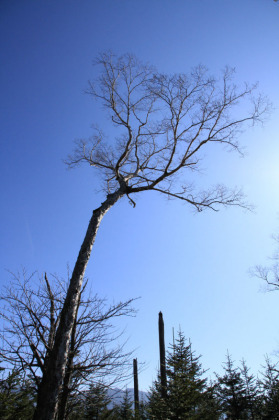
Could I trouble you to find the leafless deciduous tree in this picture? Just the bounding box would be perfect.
[33,52,269,419]
[253,234,279,290]
[0,270,135,420]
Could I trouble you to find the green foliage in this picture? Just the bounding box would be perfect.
[167,331,205,419]
[148,330,220,419]
[112,389,134,420]
[137,399,149,420]
[240,359,262,418]
[215,353,252,419]
[107,390,148,420]
[258,357,279,419]
[194,382,221,420]
[4,327,279,420]
[148,377,170,419]
[0,369,36,420]
[81,383,112,420]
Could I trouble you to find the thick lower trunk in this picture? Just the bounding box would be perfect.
[33,188,125,420]
[57,364,71,420]
[57,374,70,420]
[57,296,79,420]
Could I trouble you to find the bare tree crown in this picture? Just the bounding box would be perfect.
[253,234,279,291]
[67,52,269,211]
[0,271,135,389]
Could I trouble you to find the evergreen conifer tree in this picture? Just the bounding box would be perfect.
[113,389,134,420]
[137,399,148,420]
[258,357,279,419]
[148,377,170,419]
[166,331,210,419]
[240,359,261,419]
[215,353,249,419]
[83,383,111,420]
[148,330,219,419]
[196,381,221,420]
[0,369,36,420]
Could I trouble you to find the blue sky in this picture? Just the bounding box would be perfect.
[1,0,279,390]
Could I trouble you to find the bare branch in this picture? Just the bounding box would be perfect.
[251,233,279,292]
[0,270,136,417]
[67,53,270,212]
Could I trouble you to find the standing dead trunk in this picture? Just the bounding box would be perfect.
[158,311,167,399]
[133,358,139,418]
[33,187,125,420]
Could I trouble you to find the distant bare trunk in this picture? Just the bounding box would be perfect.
[158,311,167,399]
[33,188,125,420]
[133,358,139,417]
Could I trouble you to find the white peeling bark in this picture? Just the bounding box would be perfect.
[33,187,125,420]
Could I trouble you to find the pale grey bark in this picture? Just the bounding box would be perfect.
[33,187,126,420]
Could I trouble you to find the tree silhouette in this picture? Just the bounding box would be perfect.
[33,52,269,419]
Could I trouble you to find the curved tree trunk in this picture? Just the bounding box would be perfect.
[33,187,125,420]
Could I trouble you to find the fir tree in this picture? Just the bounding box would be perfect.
[258,357,279,419]
[148,376,170,419]
[240,359,261,419]
[0,369,36,420]
[215,353,249,419]
[148,330,219,419]
[83,383,111,420]
[113,389,134,420]
[196,381,221,420]
[166,331,209,419]
[137,399,149,420]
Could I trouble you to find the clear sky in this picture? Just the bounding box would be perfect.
[1,0,279,391]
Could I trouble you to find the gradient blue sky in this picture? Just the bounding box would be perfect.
[1,0,279,390]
